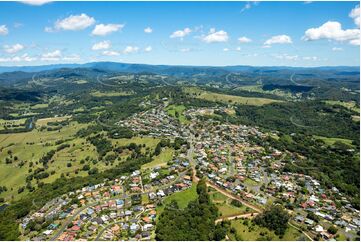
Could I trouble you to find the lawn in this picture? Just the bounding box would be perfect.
[228,218,304,241]
[157,183,198,214]
[166,104,189,124]
[184,87,282,106]
[141,148,174,170]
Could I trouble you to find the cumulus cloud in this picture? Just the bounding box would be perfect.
[144,27,153,33]
[123,46,139,54]
[92,24,124,36]
[92,41,111,50]
[223,48,229,52]
[144,46,152,52]
[3,43,24,54]
[349,5,360,27]
[170,28,191,39]
[0,25,8,36]
[41,50,62,61]
[54,13,95,31]
[236,47,242,51]
[102,50,120,56]
[238,36,252,43]
[264,35,292,45]
[19,1,53,6]
[202,28,229,43]
[303,21,359,45]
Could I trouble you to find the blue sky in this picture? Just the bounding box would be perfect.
[0,1,359,67]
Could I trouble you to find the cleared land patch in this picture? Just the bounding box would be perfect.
[184,87,282,106]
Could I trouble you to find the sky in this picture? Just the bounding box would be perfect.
[0,1,359,67]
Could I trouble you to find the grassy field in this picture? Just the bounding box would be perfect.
[0,118,27,131]
[313,135,353,146]
[112,136,160,152]
[157,183,198,214]
[36,116,71,126]
[141,148,174,170]
[0,121,92,201]
[237,85,295,99]
[228,218,304,241]
[325,100,360,113]
[184,87,282,106]
[90,91,132,97]
[210,191,248,217]
[166,105,189,124]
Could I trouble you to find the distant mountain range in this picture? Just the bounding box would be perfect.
[0,62,359,76]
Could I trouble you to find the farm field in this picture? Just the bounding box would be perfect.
[184,87,282,106]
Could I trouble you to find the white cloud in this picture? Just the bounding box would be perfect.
[0,25,8,36]
[274,54,298,61]
[54,13,95,31]
[44,26,54,33]
[180,48,190,52]
[92,41,111,50]
[19,1,53,6]
[92,24,124,36]
[41,50,62,61]
[302,56,318,61]
[223,48,229,52]
[144,46,152,52]
[332,47,343,51]
[3,44,24,54]
[0,53,37,63]
[349,38,360,46]
[202,28,229,43]
[170,28,191,39]
[123,46,139,54]
[63,54,80,61]
[238,36,252,43]
[262,45,271,48]
[303,21,359,45]
[264,35,292,45]
[102,50,120,56]
[236,47,242,51]
[144,27,153,33]
[240,1,259,13]
[349,5,360,27]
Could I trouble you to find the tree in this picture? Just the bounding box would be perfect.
[327,226,338,235]
[254,205,290,236]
